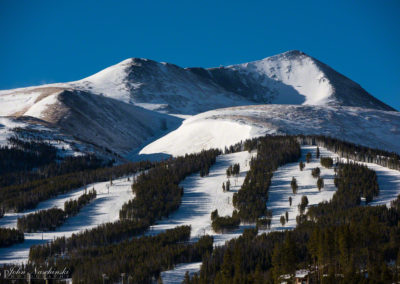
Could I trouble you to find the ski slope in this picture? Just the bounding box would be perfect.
[160,146,400,283]
[0,175,137,264]
[148,151,255,244]
[264,146,337,230]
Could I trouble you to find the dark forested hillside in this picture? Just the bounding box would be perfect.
[0,228,24,248]
[186,161,400,283]
[3,226,213,284]
[2,135,400,283]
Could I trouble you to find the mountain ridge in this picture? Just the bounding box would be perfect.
[0,50,397,159]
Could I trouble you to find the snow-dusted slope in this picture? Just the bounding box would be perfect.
[218,50,394,110]
[0,51,394,116]
[69,50,395,113]
[0,174,136,264]
[0,88,181,157]
[141,105,400,156]
[0,50,396,158]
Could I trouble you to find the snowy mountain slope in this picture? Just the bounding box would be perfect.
[140,104,400,156]
[41,89,182,156]
[0,50,396,158]
[0,51,394,116]
[0,116,87,156]
[0,87,181,157]
[69,58,256,114]
[69,50,395,113]
[217,50,395,110]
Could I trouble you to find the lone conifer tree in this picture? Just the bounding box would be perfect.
[306,152,312,163]
[291,177,298,194]
[280,215,286,226]
[317,177,324,191]
[299,161,305,171]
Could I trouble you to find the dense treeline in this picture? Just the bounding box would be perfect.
[0,136,107,188]
[187,162,400,283]
[0,228,24,248]
[68,226,213,283]
[298,135,400,170]
[17,189,98,232]
[0,137,57,176]
[6,226,213,284]
[29,220,149,262]
[120,149,220,221]
[233,136,301,221]
[334,162,379,205]
[307,162,379,221]
[17,208,66,232]
[29,149,220,261]
[211,210,240,232]
[64,188,96,216]
[0,160,152,212]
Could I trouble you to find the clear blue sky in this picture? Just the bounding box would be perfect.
[1,0,399,109]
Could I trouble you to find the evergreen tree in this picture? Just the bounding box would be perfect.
[317,177,324,191]
[299,161,305,171]
[289,196,292,206]
[280,215,286,226]
[291,177,298,194]
[306,152,312,163]
[311,167,321,178]
[298,195,309,215]
[285,211,289,222]
[183,271,190,284]
[320,157,333,168]
[211,209,218,221]
[316,146,320,158]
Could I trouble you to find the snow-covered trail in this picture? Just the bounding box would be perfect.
[161,262,202,283]
[148,151,255,244]
[0,175,136,264]
[263,146,337,231]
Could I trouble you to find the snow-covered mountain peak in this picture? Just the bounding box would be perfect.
[227,50,333,105]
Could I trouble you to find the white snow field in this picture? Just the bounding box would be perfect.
[148,151,255,244]
[141,105,400,157]
[0,175,136,264]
